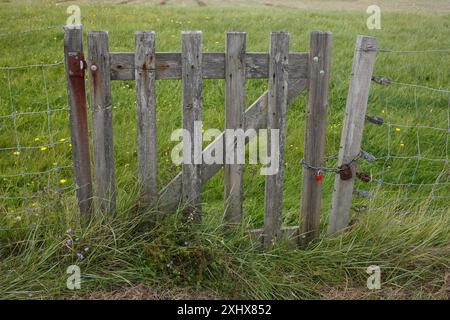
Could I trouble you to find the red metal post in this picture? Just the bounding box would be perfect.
[64,25,93,220]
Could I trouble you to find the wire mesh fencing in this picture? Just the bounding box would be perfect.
[0,59,75,227]
[355,48,449,207]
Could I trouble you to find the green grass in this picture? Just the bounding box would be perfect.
[0,1,449,299]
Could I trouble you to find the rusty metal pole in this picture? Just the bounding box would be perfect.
[64,25,93,220]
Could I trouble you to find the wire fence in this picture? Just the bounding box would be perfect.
[0,57,74,223]
[0,25,63,38]
[354,48,449,205]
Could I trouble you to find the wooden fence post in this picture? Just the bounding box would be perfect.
[181,31,203,223]
[263,32,289,249]
[327,35,377,235]
[224,32,246,226]
[300,31,332,244]
[87,31,116,215]
[135,31,157,207]
[63,25,93,220]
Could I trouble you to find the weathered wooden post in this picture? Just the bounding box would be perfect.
[181,31,203,223]
[87,31,116,215]
[135,31,157,208]
[63,25,93,220]
[300,31,332,244]
[264,32,289,249]
[224,32,246,226]
[328,35,377,235]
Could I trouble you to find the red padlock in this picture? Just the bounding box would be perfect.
[315,170,323,183]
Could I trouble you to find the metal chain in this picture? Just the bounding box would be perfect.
[300,151,362,174]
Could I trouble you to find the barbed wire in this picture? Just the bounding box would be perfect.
[371,76,449,93]
[0,186,72,201]
[360,74,450,201]
[377,48,450,54]
[0,61,64,71]
[0,166,72,178]
[0,140,68,151]
[0,25,63,38]
[390,81,450,94]
[0,107,68,120]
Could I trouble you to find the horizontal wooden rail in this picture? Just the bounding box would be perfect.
[110,52,308,80]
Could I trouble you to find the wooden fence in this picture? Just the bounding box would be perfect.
[64,25,377,248]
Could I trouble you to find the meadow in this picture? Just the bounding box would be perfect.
[0,1,448,299]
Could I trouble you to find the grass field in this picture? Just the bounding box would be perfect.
[0,1,449,299]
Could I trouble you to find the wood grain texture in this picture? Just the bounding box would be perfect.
[158,78,307,214]
[135,31,157,207]
[300,31,332,244]
[328,35,377,235]
[63,25,93,220]
[87,31,116,215]
[224,32,246,226]
[181,31,203,223]
[263,32,289,249]
[110,52,307,81]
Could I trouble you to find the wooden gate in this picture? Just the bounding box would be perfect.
[64,26,332,248]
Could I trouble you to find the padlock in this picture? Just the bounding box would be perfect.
[338,163,352,180]
[315,170,323,183]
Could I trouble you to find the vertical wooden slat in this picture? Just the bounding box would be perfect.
[181,31,203,223]
[263,32,289,249]
[63,25,93,220]
[328,35,377,235]
[300,31,332,244]
[135,31,157,207]
[87,31,116,215]
[224,32,246,226]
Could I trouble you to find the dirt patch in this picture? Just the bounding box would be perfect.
[323,274,450,300]
[83,283,220,300]
[324,287,409,300]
